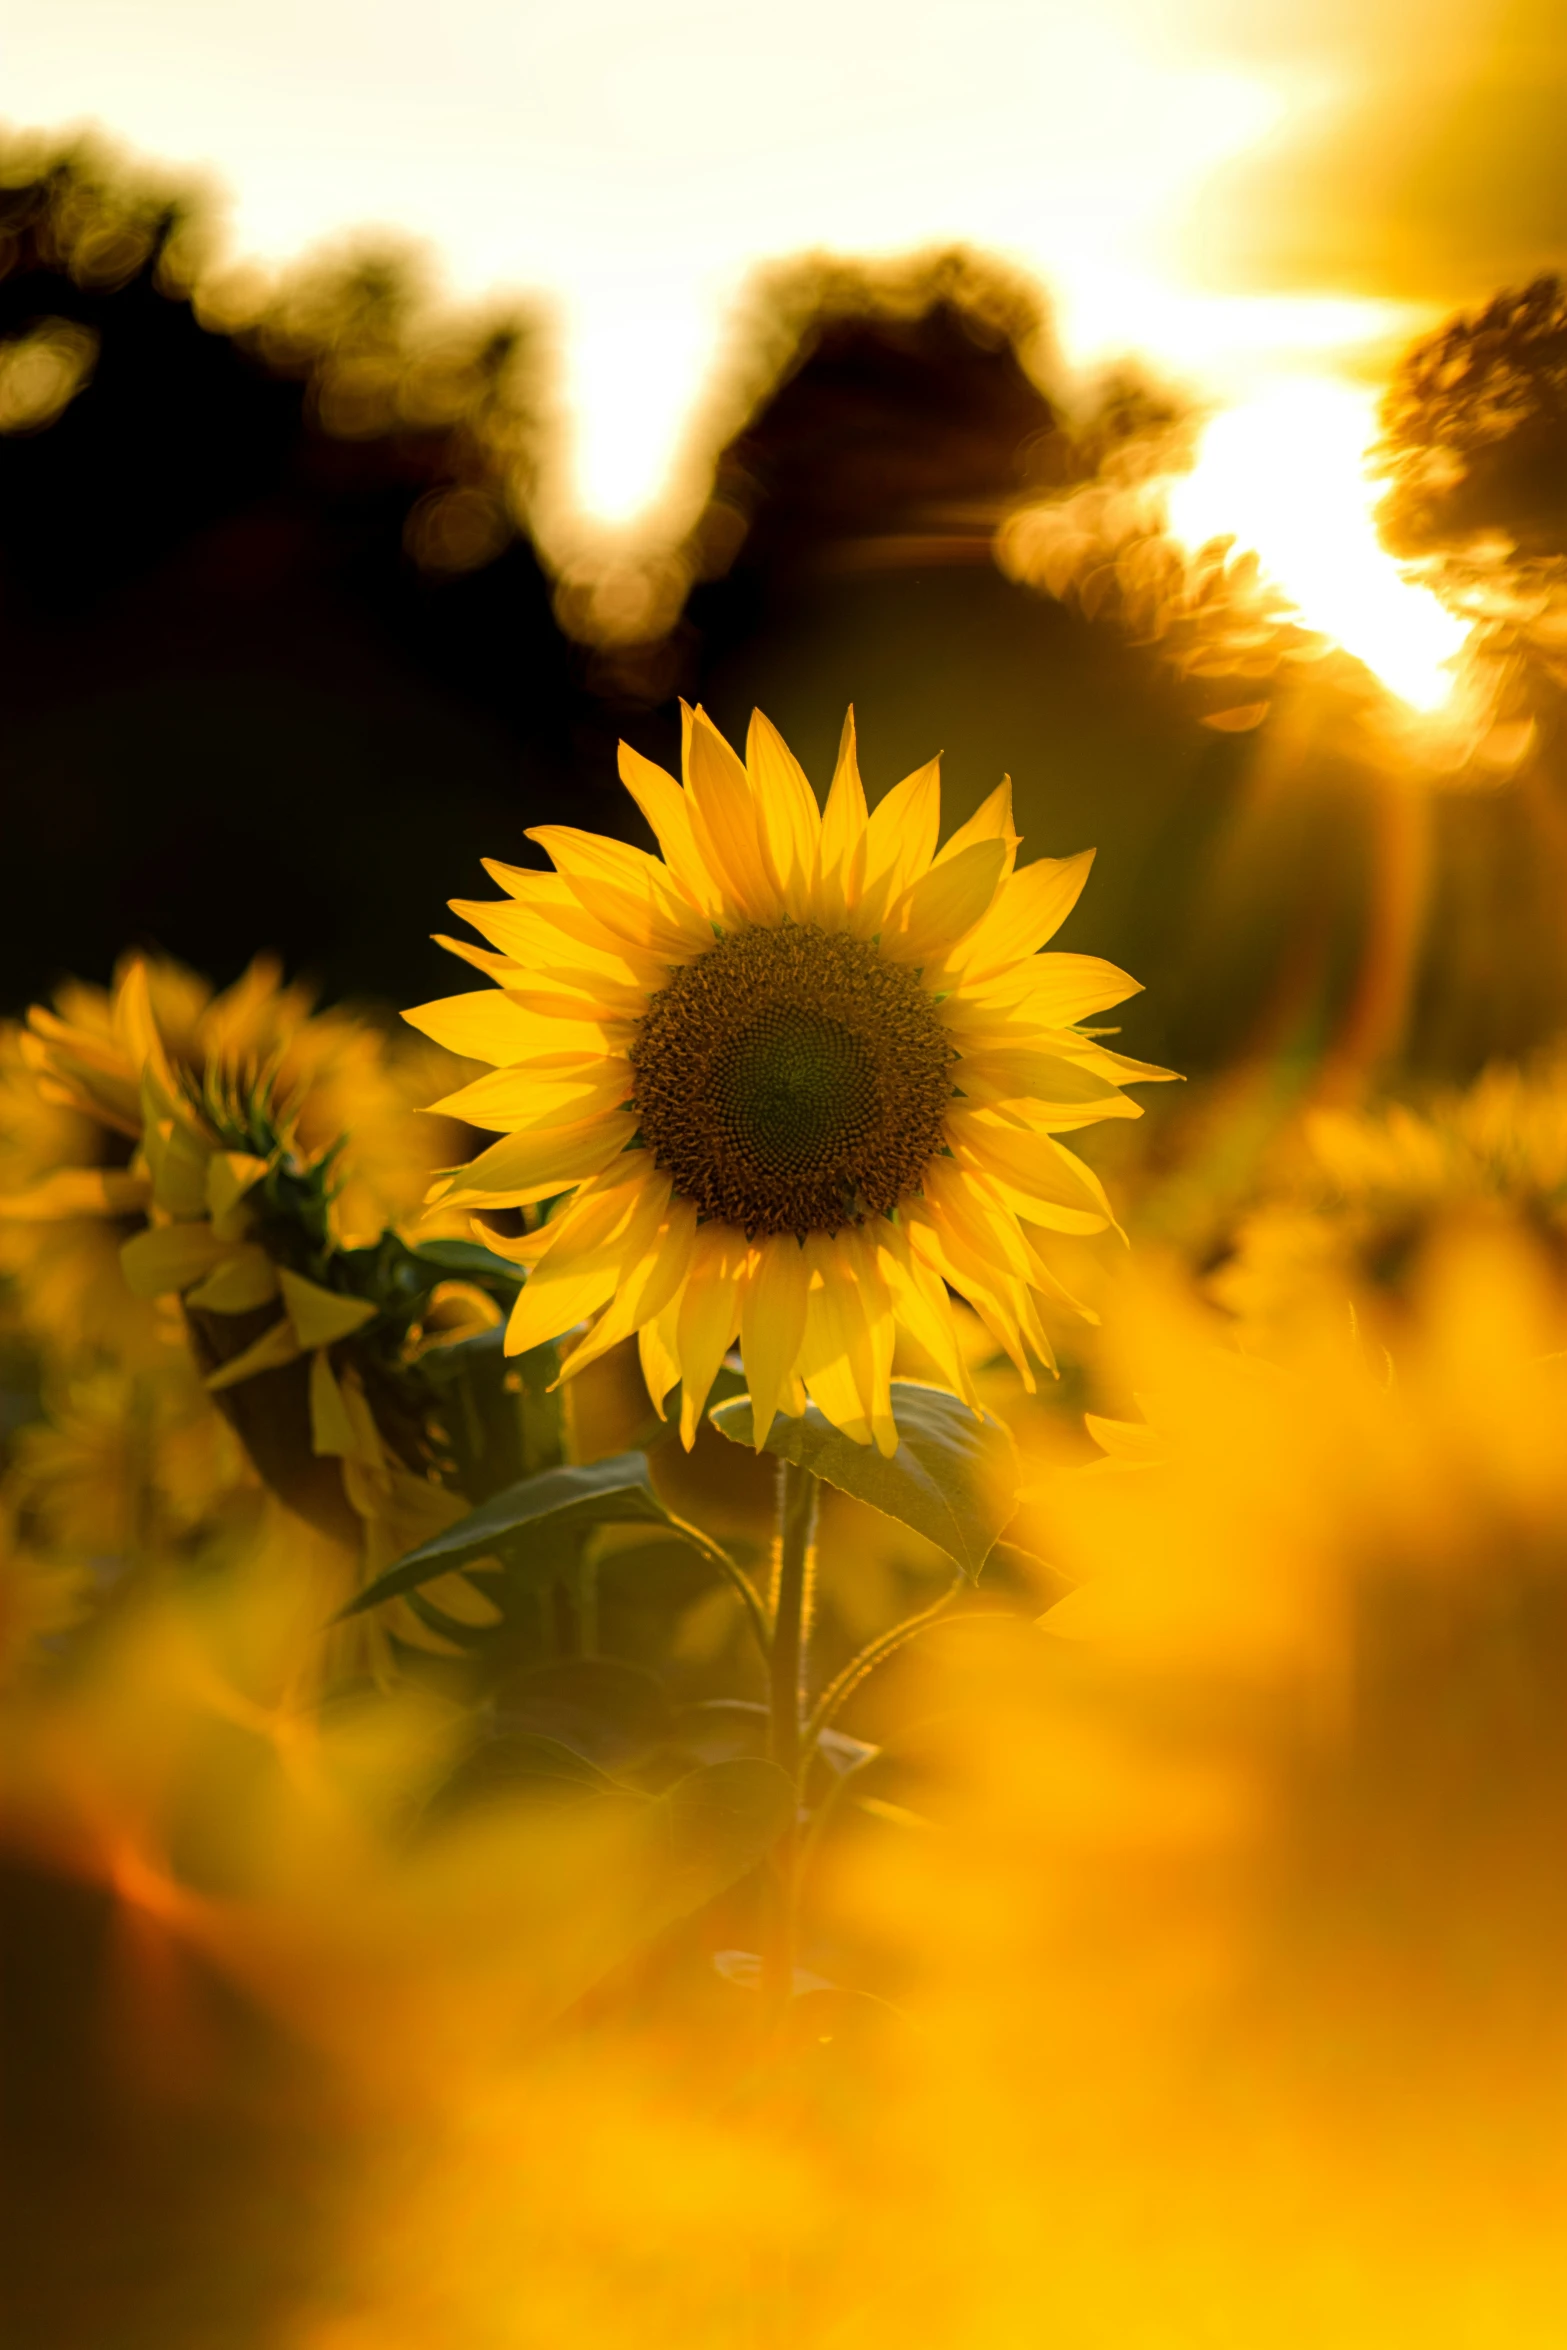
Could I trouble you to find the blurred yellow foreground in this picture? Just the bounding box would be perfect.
[7,988,1567,2346]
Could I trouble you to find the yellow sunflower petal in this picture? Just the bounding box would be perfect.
[797,1234,879,1445]
[843,1226,897,1454]
[556,876,710,967]
[903,1208,1042,1391]
[881,837,1007,967]
[814,706,868,916]
[871,1218,979,1408]
[952,848,1097,982]
[555,1194,699,1380]
[424,1061,633,1134]
[953,1047,1140,1126]
[747,708,821,922]
[684,705,780,925]
[1041,1031,1181,1086]
[526,825,681,903]
[503,1248,622,1359]
[855,755,942,933]
[675,1223,750,1447]
[737,1233,811,1447]
[479,858,569,902]
[949,1109,1117,1235]
[451,896,668,993]
[922,1156,1091,1326]
[931,776,1019,875]
[501,973,652,1023]
[420,1569,504,1629]
[142,1096,210,1218]
[921,1155,1043,1289]
[638,1296,684,1421]
[404,991,560,1065]
[1013,1228,1098,1323]
[430,1112,638,1210]
[943,953,1144,1037]
[479,860,685,964]
[526,826,714,960]
[617,741,723,918]
[430,933,520,985]
[508,1154,665,1270]
[112,958,178,1098]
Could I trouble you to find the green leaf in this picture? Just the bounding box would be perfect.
[710,1382,1017,1581]
[423,1729,627,1821]
[496,1660,677,1773]
[342,1451,731,1619]
[642,1758,795,1921]
[343,1452,669,1617]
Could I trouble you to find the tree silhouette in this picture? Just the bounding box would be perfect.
[0,139,614,1014]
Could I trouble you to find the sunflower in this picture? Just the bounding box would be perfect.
[411,707,1174,1453]
[0,949,478,1376]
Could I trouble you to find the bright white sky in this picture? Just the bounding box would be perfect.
[4,0,1549,702]
[3,0,1416,522]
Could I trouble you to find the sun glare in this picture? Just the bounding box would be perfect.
[1163,376,1470,711]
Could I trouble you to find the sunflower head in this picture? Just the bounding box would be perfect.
[411,705,1176,1453]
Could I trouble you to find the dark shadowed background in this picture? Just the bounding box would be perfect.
[5,148,1567,1088]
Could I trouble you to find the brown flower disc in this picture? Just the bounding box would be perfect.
[631,922,954,1239]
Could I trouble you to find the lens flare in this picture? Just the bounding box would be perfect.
[1163,376,1470,711]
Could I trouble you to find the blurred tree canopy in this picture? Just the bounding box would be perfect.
[1380,275,1567,561]
[0,139,613,1015]
[3,137,1567,1085]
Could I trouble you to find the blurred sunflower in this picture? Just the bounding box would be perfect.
[413,706,1173,1452]
[1215,1048,1567,1352]
[0,949,476,1374]
[7,1360,248,1564]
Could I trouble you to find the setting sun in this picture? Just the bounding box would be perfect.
[1163,376,1471,709]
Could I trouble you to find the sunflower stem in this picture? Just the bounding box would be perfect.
[763,1455,818,2011]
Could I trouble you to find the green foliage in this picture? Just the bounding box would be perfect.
[710,1382,1019,1581]
[344,1450,748,1618]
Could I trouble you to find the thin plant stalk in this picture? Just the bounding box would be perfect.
[762,1455,819,2008]
[801,1572,967,1756]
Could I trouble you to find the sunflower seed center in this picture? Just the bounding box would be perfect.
[631,922,953,1239]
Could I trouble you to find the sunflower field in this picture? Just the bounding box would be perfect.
[9,134,1567,2342]
[8,673,1567,2347]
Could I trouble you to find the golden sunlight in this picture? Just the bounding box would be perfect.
[1162,376,1472,710]
[7,0,1539,701]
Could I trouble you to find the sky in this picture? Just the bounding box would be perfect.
[4,0,1563,699]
